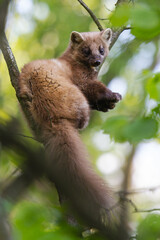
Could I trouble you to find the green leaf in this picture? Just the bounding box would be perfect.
[102,116,158,143]
[102,115,130,142]
[131,4,160,40]
[137,214,160,240]
[11,201,85,240]
[146,73,160,101]
[110,4,130,27]
[123,117,158,143]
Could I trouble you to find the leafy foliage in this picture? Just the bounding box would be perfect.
[0,0,160,239]
[12,201,83,240]
[137,214,160,240]
[110,0,160,40]
[103,116,158,144]
[146,73,160,101]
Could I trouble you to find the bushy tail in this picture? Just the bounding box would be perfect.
[41,120,123,239]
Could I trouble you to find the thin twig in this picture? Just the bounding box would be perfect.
[115,0,128,6]
[77,0,132,50]
[98,18,109,21]
[124,197,160,214]
[134,208,160,213]
[0,168,20,192]
[118,185,160,196]
[17,133,39,142]
[104,5,113,12]
[124,198,138,212]
[77,0,103,31]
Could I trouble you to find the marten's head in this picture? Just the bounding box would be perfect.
[70,29,112,68]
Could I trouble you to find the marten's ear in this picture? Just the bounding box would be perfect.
[71,31,84,44]
[101,28,112,44]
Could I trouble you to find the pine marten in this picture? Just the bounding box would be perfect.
[19,29,124,239]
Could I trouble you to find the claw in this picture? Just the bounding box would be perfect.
[110,103,116,109]
[113,92,122,102]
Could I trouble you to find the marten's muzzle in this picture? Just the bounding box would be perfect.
[89,55,102,67]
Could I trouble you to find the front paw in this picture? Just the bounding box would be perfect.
[105,91,122,103]
[95,90,122,112]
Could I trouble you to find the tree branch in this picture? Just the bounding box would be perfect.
[2,173,35,202]
[0,31,40,134]
[0,33,20,92]
[0,0,46,203]
[0,120,44,202]
[77,0,103,31]
[0,1,40,135]
[0,0,11,33]
[109,28,125,49]
[0,0,20,92]
[77,0,131,49]
[119,146,135,237]
[124,197,160,214]
[118,185,160,196]
[115,0,129,6]
[134,208,160,213]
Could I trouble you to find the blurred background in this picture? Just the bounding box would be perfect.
[0,0,160,239]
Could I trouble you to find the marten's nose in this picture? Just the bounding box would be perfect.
[93,60,101,67]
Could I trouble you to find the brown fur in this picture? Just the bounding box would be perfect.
[19,29,124,239]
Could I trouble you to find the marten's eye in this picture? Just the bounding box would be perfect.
[82,47,91,56]
[99,46,105,55]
